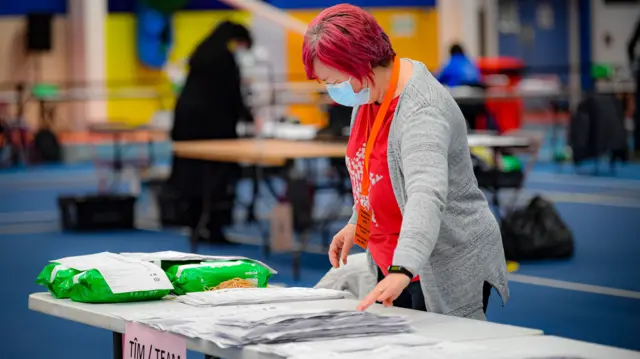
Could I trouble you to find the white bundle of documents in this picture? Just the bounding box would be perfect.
[132,304,412,348]
[286,342,514,359]
[119,250,277,273]
[52,252,174,294]
[176,287,353,307]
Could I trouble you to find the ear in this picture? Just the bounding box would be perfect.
[359,76,370,89]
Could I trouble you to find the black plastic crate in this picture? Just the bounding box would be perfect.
[58,194,136,231]
[474,169,524,189]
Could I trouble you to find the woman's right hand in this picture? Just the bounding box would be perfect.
[329,224,356,268]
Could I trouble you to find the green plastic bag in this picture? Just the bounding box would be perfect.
[166,260,272,295]
[158,260,201,271]
[36,262,81,299]
[61,270,171,303]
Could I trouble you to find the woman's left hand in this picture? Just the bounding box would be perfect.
[356,273,411,311]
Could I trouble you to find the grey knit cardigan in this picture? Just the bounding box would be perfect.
[347,59,509,319]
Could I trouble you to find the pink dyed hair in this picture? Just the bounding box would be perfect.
[302,4,396,84]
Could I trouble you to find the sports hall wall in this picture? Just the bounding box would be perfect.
[282,1,438,125]
[0,1,70,129]
[104,0,439,126]
[0,0,438,127]
[105,1,252,125]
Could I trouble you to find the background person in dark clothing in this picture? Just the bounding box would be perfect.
[167,21,254,244]
[627,17,640,158]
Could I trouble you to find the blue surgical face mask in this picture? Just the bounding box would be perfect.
[325,78,370,107]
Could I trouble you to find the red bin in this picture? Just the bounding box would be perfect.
[476,57,525,133]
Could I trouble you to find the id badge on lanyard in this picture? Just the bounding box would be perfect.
[353,57,401,249]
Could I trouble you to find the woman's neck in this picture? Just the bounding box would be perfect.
[371,59,411,104]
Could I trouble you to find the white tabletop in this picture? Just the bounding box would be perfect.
[467,134,532,148]
[475,335,640,359]
[29,292,542,358]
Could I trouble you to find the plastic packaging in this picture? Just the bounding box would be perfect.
[36,262,81,299]
[166,260,272,295]
[60,269,171,303]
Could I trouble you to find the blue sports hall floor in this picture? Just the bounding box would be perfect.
[1,148,639,358]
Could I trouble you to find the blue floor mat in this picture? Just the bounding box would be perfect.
[533,161,640,180]
[2,163,640,355]
[486,282,640,351]
[515,203,640,292]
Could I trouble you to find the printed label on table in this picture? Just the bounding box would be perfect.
[125,322,186,359]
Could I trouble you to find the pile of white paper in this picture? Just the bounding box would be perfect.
[52,252,174,294]
[176,287,353,307]
[131,304,412,348]
[119,250,277,274]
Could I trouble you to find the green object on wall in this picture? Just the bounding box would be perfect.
[592,63,614,80]
[32,83,60,99]
[139,0,190,14]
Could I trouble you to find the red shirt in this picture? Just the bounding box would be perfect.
[346,97,419,281]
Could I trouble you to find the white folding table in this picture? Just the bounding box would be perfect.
[28,292,542,359]
[473,335,640,359]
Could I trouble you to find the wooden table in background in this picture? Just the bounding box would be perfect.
[172,138,347,166]
[172,138,348,281]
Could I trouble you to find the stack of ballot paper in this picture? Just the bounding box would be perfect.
[176,287,353,307]
[130,305,412,348]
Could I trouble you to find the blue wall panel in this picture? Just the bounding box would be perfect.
[109,0,436,13]
[0,0,67,16]
[109,0,233,12]
[269,0,436,9]
[579,0,593,90]
[498,0,570,84]
[0,0,435,15]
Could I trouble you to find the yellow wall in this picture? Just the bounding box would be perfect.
[105,11,251,125]
[285,7,439,126]
[104,7,438,127]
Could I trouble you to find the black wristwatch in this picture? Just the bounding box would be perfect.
[388,265,414,279]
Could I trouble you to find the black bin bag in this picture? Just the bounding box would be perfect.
[501,196,574,261]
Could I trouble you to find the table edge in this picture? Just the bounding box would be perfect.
[28,293,251,359]
[28,292,544,357]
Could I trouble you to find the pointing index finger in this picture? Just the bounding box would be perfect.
[356,288,381,311]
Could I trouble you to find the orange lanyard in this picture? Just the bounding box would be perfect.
[360,57,401,197]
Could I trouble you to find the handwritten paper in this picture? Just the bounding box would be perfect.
[125,322,186,359]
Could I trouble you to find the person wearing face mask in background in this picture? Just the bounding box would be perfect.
[166,21,254,245]
[303,4,508,318]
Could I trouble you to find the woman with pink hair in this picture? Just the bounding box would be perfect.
[303,4,508,319]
